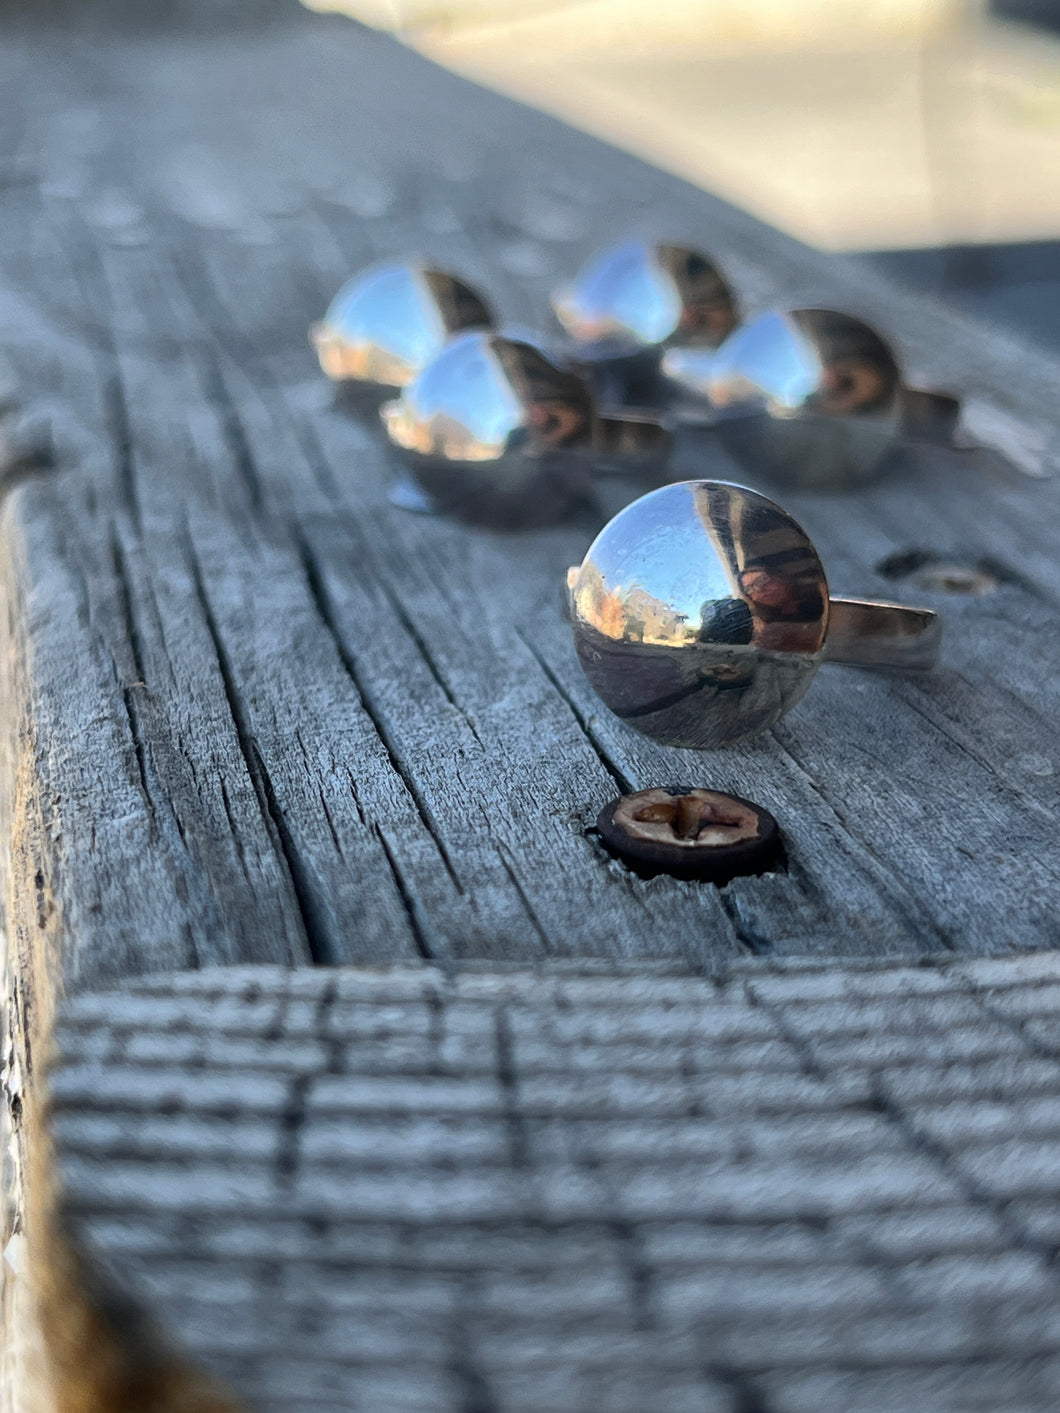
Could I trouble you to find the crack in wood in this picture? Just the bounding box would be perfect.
[119,685,156,829]
[101,367,140,534]
[294,528,467,898]
[491,842,553,958]
[448,1315,500,1413]
[708,1364,775,1413]
[197,354,265,516]
[513,627,633,796]
[370,568,486,749]
[375,824,439,965]
[768,732,958,955]
[866,1080,1060,1282]
[183,526,331,965]
[717,889,775,957]
[217,775,253,887]
[246,737,341,967]
[274,1073,311,1194]
[491,1006,529,1172]
[109,527,149,687]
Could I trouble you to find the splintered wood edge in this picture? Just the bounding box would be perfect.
[10,1107,243,1413]
[3,985,243,1413]
[0,534,241,1413]
[0,435,234,1409]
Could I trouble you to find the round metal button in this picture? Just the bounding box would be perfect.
[567,480,941,749]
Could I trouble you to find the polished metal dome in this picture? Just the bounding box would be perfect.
[661,309,903,488]
[567,480,830,748]
[311,262,492,388]
[381,330,596,528]
[552,240,738,361]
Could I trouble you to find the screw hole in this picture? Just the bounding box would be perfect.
[876,549,1004,596]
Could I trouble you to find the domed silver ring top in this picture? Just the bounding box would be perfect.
[662,308,901,416]
[552,240,738,361]
[311,262,492,388]
[659,308,959,487]
[567,480,941,749]
[381,329,670,527]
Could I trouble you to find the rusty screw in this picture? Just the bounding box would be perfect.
[596,786,780,882]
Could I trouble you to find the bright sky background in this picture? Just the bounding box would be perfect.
[306,0,1060,251]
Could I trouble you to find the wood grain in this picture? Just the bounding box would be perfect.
[48,958,1060,1412]
[1,4,1059,1409]
[0,9,1058,998]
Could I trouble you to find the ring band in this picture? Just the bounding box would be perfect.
[824,598,941,671]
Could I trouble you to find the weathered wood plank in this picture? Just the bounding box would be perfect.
[45,957,1060,1412]
[1,10,1059,997]
[2,8,1060,1404]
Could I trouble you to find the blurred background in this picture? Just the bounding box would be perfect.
[305,0,1060,351]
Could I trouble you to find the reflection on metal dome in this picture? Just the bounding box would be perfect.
[662,309,904,487]
[552,240,738,361]
[567,480,830,748]
[381,330,597,528]
[311,263,492,388]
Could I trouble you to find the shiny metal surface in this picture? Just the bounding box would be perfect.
[567,481,940,749]
[382,330,669,528]
[662,309,905,488]
[552,240,738,361]
[697,309,900,414]
[311,263,492,387]
[824,597,942,671]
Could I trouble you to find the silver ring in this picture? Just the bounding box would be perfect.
[311,262,493,389]
[566,480,941,749]
[380,330,670,528]
[551,239,738,409]
[661,308,962,488]
[552,238,739,358]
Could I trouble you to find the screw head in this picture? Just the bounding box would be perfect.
[596,786,780,881]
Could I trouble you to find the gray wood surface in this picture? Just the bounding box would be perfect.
[49,958,1060,1413]
[1,3,1059,1410]
[1,6,1059,995]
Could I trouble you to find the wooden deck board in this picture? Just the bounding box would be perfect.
[1,13,1059,988]
[1,4,1059,1409]
[46,959,1060,1412]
